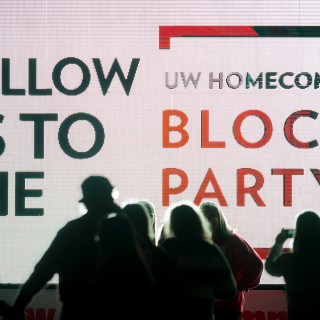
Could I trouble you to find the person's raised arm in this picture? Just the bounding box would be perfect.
[265,229,289,277]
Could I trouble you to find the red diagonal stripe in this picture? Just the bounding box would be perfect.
[159,26,258,49]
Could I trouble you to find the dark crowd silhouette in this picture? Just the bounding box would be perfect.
[160,201,237,320]
[265,210,320,320]
[199,201,263,320]
[2,175,318,320]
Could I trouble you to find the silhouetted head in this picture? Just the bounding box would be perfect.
[95,213,138,258]
[169,202,207,242]
[293,211,320,252]
[123,203,150,239]
[79,176,115,212]
[199,201,233,240]
[138,200,155,228]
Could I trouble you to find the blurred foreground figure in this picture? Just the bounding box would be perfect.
[91,213,155,320]
[137,199,156,243]
[265,211,320,320]
[160,202,237,320]
[123,203,173,320]
[12,175,121,320]
[200,201,263,320]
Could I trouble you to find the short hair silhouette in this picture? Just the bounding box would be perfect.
[79,175,114,203]
[12,175,121,320]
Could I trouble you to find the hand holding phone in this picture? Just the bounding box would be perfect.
[283,229,295,238]
[275,228,295,244]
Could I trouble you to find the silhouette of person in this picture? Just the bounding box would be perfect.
[137,199,156,243]
[265,211,320,320]
[123,203,174,320]
[91,212,155,320]
[199,201,263,320]
[160,201,237,320]
[11,175,122,320]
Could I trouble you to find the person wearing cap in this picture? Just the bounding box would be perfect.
[11,176,122,320]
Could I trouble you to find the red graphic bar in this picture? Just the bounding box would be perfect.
[254,247,291,260]
[159,26,258,49]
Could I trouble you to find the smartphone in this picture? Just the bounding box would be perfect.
[283,229,295,238]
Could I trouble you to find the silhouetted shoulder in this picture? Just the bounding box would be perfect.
[161,238,228,261]
[227,233,249,247]
[151,243,171,261]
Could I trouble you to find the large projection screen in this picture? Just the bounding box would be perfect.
[1,0,320,285]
